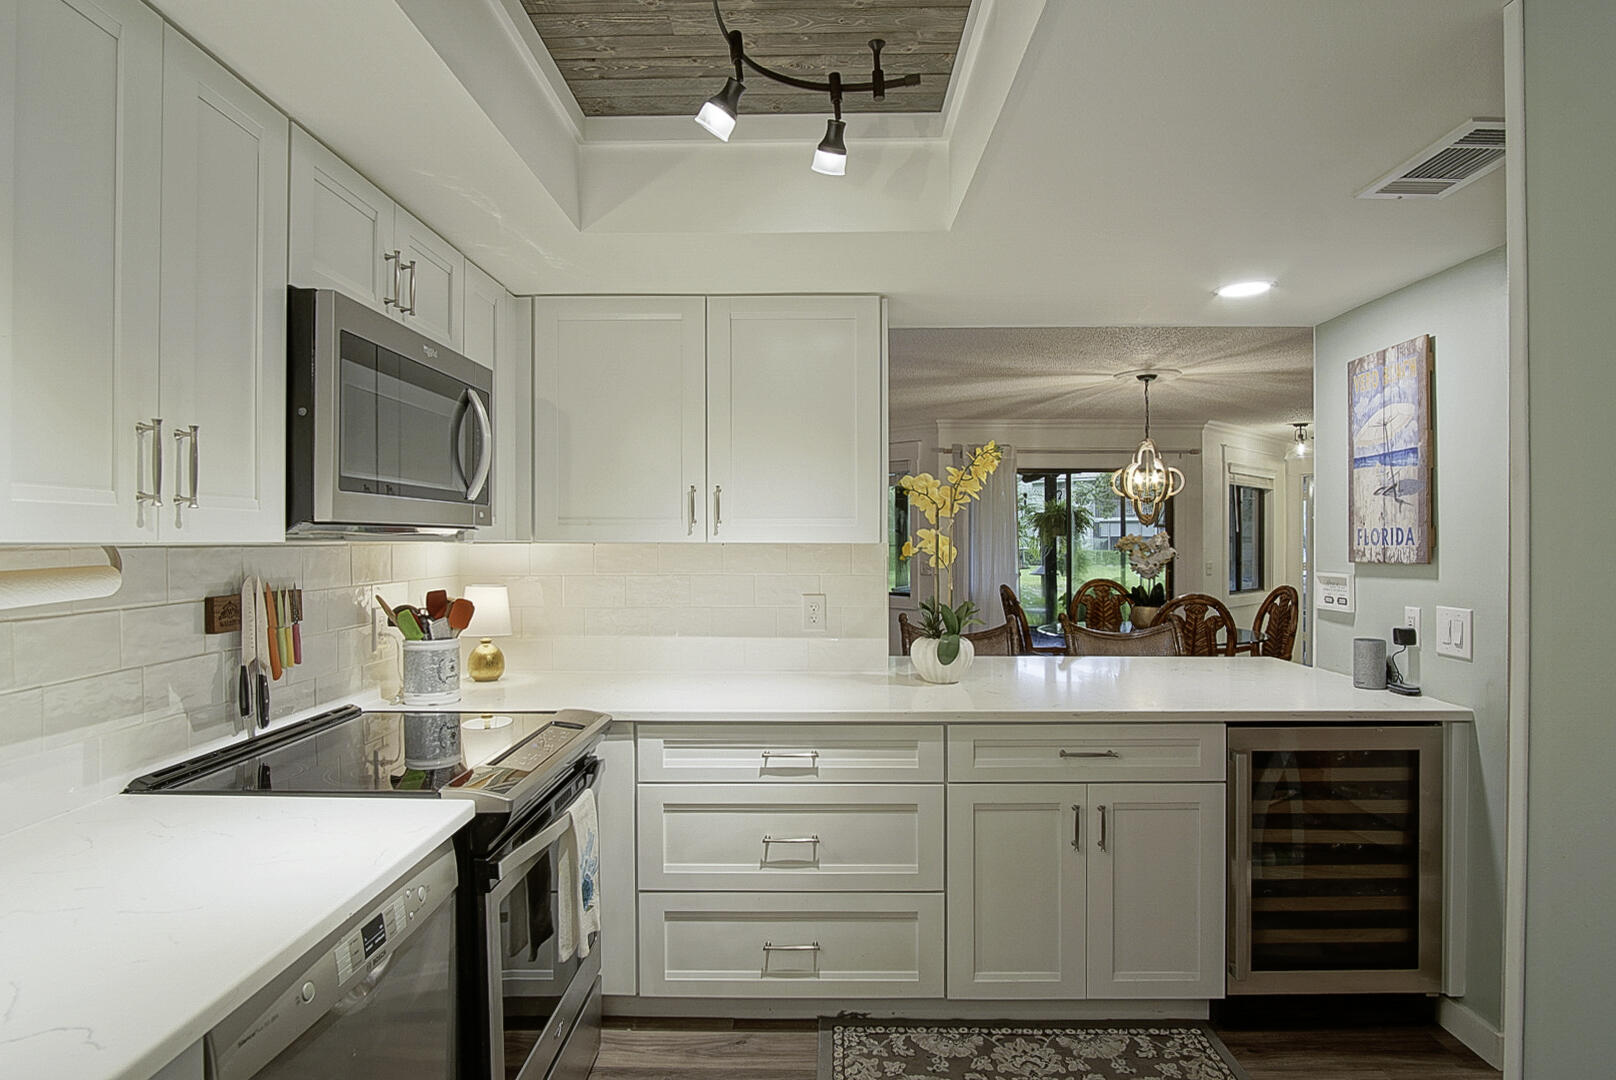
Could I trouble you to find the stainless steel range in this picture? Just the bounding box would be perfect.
[128,705,610,1080]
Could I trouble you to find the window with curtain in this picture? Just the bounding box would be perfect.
[1015,469,1173,631]
[1229,483,1266,593]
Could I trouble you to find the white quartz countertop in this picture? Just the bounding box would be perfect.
[0,794,473,1080]
[371,656,1471,722]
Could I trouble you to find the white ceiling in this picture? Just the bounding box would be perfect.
[890,326,1315,430]
[151,0,1506,329]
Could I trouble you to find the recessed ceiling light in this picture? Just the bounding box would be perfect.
[1216,280,1275,299]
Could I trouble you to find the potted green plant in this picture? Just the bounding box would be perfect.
[899,442,1004,683]
[1115,532,1177,628]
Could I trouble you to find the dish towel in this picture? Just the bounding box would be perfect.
[557,787,600,962]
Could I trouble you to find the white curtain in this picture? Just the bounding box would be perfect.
[958,443,1018,625]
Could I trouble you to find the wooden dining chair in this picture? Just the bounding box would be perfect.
[898,613,1021,657]
[1247,584,1300,660]
[1000,585,1063,656]
[1156,593,1239,656]
[1059,614,1185,657]
[1068,578,1131,632]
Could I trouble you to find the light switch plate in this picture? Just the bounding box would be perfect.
[1317,572,1355,614]
[1436,605,1473,660]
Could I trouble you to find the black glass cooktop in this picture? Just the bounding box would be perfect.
[127,706,592,801]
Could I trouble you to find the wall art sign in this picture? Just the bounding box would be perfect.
[1348,334,1434,564]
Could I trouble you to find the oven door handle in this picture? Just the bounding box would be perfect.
[492,807,573,885]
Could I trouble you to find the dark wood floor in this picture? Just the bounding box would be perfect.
[586,1018,1501,1080]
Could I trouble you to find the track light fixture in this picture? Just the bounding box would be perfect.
[692,0,922,175]
[1288,422,1312,460]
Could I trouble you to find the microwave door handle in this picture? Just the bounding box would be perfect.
[463,389,493,501]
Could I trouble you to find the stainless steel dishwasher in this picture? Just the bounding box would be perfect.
[205,841,459,1080]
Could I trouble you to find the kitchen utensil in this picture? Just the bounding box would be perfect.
[432,617,450,639]
[238,579,257,722]
[375,594,398,625]
[252,577,271,728]
[395,608,426,641]
[265,582,283,680]
[292,609,303,666]
[278,589,294,667]
[426,589,449,620]
[447,598,475,636]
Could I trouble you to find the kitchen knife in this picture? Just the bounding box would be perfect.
[252,576,271,729]
[265,581,282,681]
[278,588,294,668]
[291,588,303,667]
[238,579,257,723]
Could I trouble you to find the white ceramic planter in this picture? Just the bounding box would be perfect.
[910,636,975,684]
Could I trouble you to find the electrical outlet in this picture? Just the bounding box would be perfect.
[1403,606,1422,641]
[802,593,827,633]
[1435,606,1473,660]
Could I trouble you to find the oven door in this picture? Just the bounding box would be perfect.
[481,763,602,1080]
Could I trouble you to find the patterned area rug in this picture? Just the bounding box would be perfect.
[819,1019,1250,1080]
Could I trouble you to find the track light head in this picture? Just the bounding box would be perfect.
[811,118,848,175]
[694,76,744,141]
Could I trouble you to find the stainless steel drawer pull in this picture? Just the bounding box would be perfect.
[713,484,723,532]
[1071,804,1082,851]
[1097,804,1108,852]
[760,750,819,761]
[136,418,164,508]
[687,484,697,535]
[762,941,820,952]
[762,835,820,846]
[1059,749,1120,759]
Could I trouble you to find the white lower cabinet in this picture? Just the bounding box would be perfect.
[639,892,944,998]
[1086,782,1226,998]
[946,781,1225,1001]
[947,784,1088,999]
[598,724,637,997]
[638,783,944,892]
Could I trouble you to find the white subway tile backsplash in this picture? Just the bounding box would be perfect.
[515,606,586,637]
[390,543,428,582]
[785,544,853,574]
[722,545,786,573]
[242,545,305,584]
[98,713,189,778]
[564,575,627,607]
[167,547,246,603]
[593,544,660,574]
[73,547,167,612]
[528,544,596,573]
[720,607,780,638]
[121,603,207,669]
[460,544,530,577]
[507,575,564,608]
[0,623,12,691]
[634,574,692,607]
[822,573,883,606]
[0,688,43,751]
[699,574,756,607]
[299,545,352,590]
[13,612,122,686]
[585,608,656,637]
[850,544,887,575]
[142,652,231,718]
[657,544,724,573]
[42,670,144,743]
[350,545,393,585]
[753,574,822,606]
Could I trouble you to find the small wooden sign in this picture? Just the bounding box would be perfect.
[204,593,242,634]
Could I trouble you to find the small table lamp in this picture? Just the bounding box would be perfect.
[461,584,512,682]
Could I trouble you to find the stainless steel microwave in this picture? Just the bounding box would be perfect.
[288,288,493,536]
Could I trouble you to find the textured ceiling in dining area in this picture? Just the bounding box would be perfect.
[522,1,971,116]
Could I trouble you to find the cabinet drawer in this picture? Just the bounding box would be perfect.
[638,784,944,891]
[637,724,944,783]
[638,892,944,998]
[948,724,1226,782]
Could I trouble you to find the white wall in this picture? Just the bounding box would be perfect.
[1520,0,1616,1073]
[1200,422,1301,631]
[1313,247,1508,1031]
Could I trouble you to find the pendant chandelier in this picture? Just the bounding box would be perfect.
[692,1,922,175]
[1111,374,1185,527]
[1287,422,1312,460]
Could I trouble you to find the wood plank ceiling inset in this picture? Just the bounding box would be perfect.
[523,1,971,117]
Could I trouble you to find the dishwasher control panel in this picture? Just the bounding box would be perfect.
[205,845,457,1080]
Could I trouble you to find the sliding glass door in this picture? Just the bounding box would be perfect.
[1015,470,1174,639]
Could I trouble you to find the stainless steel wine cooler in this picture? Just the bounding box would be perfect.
[1226,725,1444,994]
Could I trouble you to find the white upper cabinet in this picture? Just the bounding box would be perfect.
[0,0,163,543]
[1086,783,1225,999]
[288,126,393,311]
[706,295,883,543]
[532,297,708,542]
[465,261,531,542]
[157,26,288,543]
[393,205,464,350]
[289,127,464,350]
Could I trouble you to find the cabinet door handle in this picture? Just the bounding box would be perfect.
[136,418,164,507]
[687,484,697,536]
[383,250,401,308]
[1071,804,1082,851]
[760,750,818,762]
[396,260,417,315]
[1097,804,1108,852]
[762,835,820,848]
[713,485,723,532]
[762,941,820,952]
[174,425,200,510]
[1059,749,1119,759]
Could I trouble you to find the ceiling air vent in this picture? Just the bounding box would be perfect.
[1358,118,1506,199]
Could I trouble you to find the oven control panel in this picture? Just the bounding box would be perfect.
[459,722,583,796]
[206,846,457,1080]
